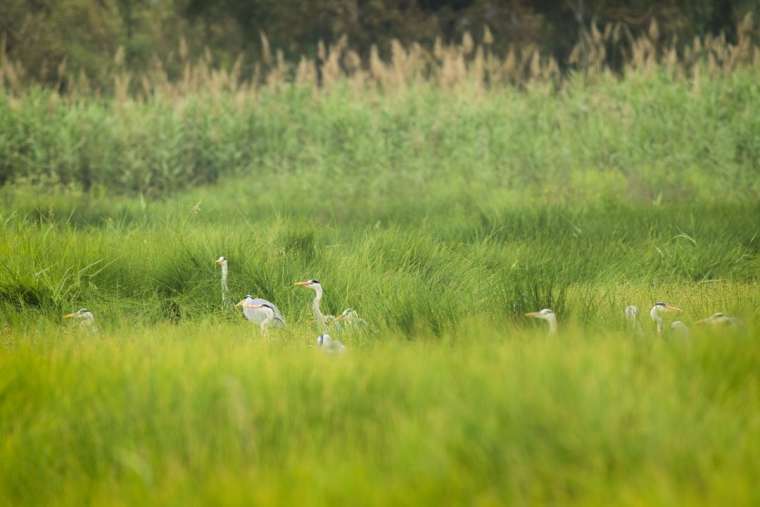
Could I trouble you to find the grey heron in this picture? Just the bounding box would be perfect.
[650,302,682,336]
[525,308,557,335]
[294,279,361,332]
[238,301,279,334]
[235,294,285,327]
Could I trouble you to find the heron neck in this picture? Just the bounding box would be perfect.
[220,264,229,301]
[312,287,325,327]
[652,313,663,334]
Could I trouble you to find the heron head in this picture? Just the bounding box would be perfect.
[295,279,321,290]
[525,308,555,320]
[235,295,254,308]
[317,334,330,346]
[64,308,93,320]
[654,301,682,314]
[215,256,227,267]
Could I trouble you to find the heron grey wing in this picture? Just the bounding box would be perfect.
[251,298,286,324]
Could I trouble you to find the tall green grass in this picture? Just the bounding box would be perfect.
[2,187,758,334]
[2,28,760,505]
[2,68,760,198]
[1,323,758,506]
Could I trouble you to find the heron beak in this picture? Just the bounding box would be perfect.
[525,312,540,318]
[235,300,245,307]
[294,281,309,287]
[665,305,682,313]
[63,313,76,319]
[695,318,708,325]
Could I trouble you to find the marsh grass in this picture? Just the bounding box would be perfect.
[1,321,758,506]
[1,16,760,196]
[1,16,760,506]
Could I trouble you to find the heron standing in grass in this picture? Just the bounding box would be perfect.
[650,302,682,336]
[525,308,557,335]
[237,301,280,334]
[236,294,285,328]
[294,279,362,332]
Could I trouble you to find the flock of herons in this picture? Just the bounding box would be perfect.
[63,255,743,350]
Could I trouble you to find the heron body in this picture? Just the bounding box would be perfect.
[317,333,346,354]
[236,295,285,327]
[526,308,557,335]
[239,301,279,334]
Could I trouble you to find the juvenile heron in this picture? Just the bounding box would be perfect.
[63,308,95,328]
[696,312,741,327]
[650,302,682,336]
[236,294,285,327]
[316,333,346,354]
[525,308,557,335]
[294,279,362,332]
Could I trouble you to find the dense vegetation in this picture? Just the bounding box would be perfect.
[1,17,759,507]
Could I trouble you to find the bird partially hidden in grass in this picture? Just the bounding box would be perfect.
[525,308,557,335]
[294,279,364,332]
[316,333,346,354]
[217,255,285,327]
[624,305,644,335]
[696,312,742,328]
[63,308,96,330]
[236,300,281,334]
[649,302,682,336]
[236,296,285,331]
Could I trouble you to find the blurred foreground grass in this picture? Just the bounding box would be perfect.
[1,322,758,506]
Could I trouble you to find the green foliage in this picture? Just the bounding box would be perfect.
[0,325,758,505]
[1,51,760,506]
[2,67,760,198]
